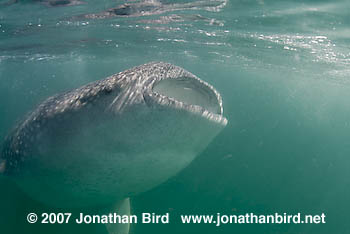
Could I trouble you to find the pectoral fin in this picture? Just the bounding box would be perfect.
[105,198,131,234]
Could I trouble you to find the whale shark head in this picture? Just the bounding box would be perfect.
[0,62,227,207]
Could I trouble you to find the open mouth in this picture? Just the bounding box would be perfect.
[151,76,228,126]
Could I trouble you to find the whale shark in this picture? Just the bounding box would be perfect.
[82,0,227,19]
[0,62,227,233]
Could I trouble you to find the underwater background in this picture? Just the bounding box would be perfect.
[1,0,350,233]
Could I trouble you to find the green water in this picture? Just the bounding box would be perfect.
[1,0,350,233]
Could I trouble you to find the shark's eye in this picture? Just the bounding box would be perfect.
[153,77,221,114]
